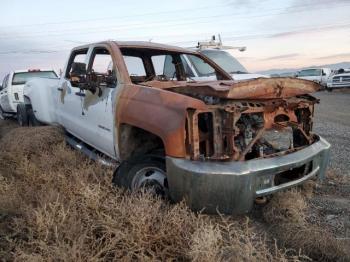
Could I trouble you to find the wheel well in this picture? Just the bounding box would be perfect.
[23,95,31,105]
[119,124,165,161]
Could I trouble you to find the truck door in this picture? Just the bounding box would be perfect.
[56,48,90,142]
[82,46,116,158]
[0,74,11,112]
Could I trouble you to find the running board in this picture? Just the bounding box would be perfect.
[65,134,118,167]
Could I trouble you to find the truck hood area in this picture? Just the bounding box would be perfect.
[138,77,320,162]
[140,77,320,100]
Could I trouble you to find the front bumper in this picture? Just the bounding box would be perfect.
[166,136,330,214]
[327,83,350,89]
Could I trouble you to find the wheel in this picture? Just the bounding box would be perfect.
[17,104,29,126]
[0,106,6,120]
[112,154,168,197]
[27,105,42,126]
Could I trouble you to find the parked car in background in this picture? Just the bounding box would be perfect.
[21,40,330,214]
[326,68,350,91]
[0,69,58,122]
[296,68,332,87]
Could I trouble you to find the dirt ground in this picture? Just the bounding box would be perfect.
[0,118,349,261]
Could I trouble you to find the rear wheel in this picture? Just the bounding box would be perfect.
[17,104,29,126]
[0,106,6,120]
[27,105,42,126]
[113,154,168,198]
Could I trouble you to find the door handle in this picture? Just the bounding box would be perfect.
[57,87,64,91]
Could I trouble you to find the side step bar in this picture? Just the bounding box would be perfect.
[65,134,118,167]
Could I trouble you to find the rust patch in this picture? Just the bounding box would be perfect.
[165,77,320,99]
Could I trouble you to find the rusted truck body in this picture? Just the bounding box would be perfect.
[23,41,330,214]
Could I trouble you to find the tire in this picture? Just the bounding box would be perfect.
[27,105,42,126]
[17,104,29,126]
[0,106,6,120]
[112,154,168,197]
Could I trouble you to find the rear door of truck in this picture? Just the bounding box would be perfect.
[56,48,90,143]
[56,46,116,159]
[81,44,116,158]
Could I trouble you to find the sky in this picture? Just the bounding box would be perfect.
[0,0,350,79]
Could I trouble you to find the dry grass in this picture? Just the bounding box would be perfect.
[0,125,348,261]
[263,190,350,262]
[263,189,307,225]
[326,170,350,185]
[0,126,294,261]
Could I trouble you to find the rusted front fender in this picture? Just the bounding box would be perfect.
[116,84,205,158]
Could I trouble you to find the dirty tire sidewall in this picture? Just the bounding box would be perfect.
[113,155,167,196]
[17,104,29,126]
[28,106,42,126]
[0,106,5,120]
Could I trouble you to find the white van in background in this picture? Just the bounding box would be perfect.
[0,69,58,122]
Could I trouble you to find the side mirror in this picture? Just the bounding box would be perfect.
[105,74,117,87]
[0,85,2,91]
[69,62,87,87]
[322,71,326,76]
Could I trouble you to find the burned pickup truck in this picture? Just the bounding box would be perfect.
[22,41,330,213]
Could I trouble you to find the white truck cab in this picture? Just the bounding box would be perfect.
[296,68,332,87]
[0,69,57,120]
[198,49,267,81]
[187,36,267,81]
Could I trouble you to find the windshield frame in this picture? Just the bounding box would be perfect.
[119,47,232,83]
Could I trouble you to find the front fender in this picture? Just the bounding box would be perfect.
[117,84,206,158]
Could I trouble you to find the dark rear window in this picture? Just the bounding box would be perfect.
[12,71,58,85]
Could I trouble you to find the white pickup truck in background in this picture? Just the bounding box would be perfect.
[326,68,350,91]
[0,69,58,124]
[296,68,332,87]
[190,35,268,81]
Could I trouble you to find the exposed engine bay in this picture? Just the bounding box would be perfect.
[184,94,317,161]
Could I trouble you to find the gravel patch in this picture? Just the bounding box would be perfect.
[314,91,350,176]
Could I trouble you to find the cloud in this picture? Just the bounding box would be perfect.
[316,53,350,60]
[262,53,300,61]
[288,0,349,8]
[269,23,350,38]
[0,32,68,80]
[221,0,269,9]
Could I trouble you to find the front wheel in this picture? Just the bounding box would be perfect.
[112,155,168,197]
